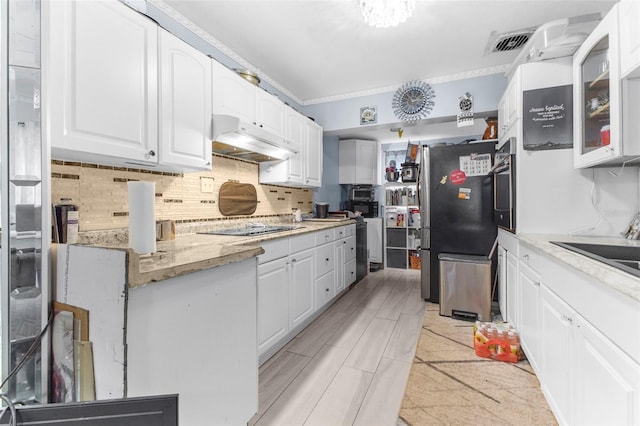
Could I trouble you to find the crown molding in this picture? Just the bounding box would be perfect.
[302,65,510,106]
[148,0,304,105]
[148,1,508,108]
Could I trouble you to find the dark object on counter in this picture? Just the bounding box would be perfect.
[218,182,257,216]
[53,199,78,243]
[315,202,329,218]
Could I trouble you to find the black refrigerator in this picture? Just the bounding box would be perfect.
[418,141,497,302]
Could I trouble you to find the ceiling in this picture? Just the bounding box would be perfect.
[155,0,617,142]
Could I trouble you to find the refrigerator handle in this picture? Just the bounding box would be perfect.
[417,161,421,208]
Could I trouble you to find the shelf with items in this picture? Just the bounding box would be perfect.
[384,182,417,206]
[384,204,422,270]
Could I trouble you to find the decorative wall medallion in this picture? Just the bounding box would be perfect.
[360,106,378,125]
[392,80,435,123]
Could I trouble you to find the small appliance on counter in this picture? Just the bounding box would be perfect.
[343,200,378,218]
[350,185,375,201]
[314,202,329,218]
[401,163,418,182]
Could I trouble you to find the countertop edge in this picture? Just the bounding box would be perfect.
[516,233,640,303]
[127,245,265,289]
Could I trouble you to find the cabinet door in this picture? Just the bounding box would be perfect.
[574,314,640,426]
[334,240,345,294]
[304,121,323,187]
[540,285,573,426]
[158,29,212,170]
[620,0,640,78]
[355,141,378,184]
[338,140,356,184]
[345,235,356,262]
[283,109,305,184]
[573,6,622,168]
[497,246,507,319]
[255,89,284,136]
[211,60,255,124]
[345,258,357,286]
[289,248,315,329]
[505,251,518,327]
[257,258,289,355]
[48,0,158,163]
[519,262,541,372]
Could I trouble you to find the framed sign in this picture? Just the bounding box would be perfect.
[523,84,573,150]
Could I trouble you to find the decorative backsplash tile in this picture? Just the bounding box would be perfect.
[51,154,314,231]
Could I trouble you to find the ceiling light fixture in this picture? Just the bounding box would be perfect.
[360,0,416,29]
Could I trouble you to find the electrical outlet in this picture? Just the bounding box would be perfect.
[200,177,214,193]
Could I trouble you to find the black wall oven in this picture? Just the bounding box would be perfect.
[492,138,515,233]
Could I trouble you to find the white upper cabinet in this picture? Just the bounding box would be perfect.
[305,120,323,187]
[259,106,323,188]
[47,0,213,172]
[619,0,640,78]
[255,88,285,136]
[47,0,159,165]
[158,29,212,171]
[211,59,285,138]
[498,74,521,140]
[573,4,640,168]
[211,60,255,123]
[339,139,379,185]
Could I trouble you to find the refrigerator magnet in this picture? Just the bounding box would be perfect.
[449,169,466,185]
[458,188,471,200]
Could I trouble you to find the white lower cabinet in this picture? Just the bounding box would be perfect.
[505,251,519,327]
[257,257,289,355]
[345,235,357,286]
[334,240,345,294]
[515,240,640,426]
[315,241,336,310]
[288,247,315,330]
[573,314,640,426]
[539,285,573,425]
[316,271,335,310]
[518,261,541,373]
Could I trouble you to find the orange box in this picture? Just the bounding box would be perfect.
[473,321,521,363]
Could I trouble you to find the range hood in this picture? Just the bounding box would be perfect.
[506,12,603,79]
[211,115,297,162]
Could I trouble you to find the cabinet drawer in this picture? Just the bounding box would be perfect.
[315,243,335,278]
[258,238,289,264]
[334,226,347,240]
[345,236,356,262]
[290,232,316,253]
[519,243,540,272]
[315,272,335,310]
[344,224,356,238]
[315,228,335,245]
[345,258,357,286]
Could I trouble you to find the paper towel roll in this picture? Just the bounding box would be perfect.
[128,181,156,254]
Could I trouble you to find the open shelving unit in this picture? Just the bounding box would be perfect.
[383,182,422,270]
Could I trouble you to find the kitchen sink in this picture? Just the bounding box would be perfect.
[551,241,640,278]
[198,224,303,237]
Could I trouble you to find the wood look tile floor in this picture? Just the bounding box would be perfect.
[252,268,555,426]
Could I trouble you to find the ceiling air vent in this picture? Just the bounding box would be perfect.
[487,28,535,53]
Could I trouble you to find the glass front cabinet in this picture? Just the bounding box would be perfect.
[573,3,640,168]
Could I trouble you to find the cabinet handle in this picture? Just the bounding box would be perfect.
[326,257,329,262]
[561,314,573,324]
[523,254,529,262]
[148,150,156,157]
[534,282,540,287]
[343,241,346,245]
[291,258,297,265]
[205,161,211,166]
[325,288,330,292]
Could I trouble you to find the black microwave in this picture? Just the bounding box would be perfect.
[344,200,378,218]
[349,185,375,201]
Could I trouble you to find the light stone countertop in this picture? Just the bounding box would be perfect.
[517,233,640,303]
[79,219,356,288]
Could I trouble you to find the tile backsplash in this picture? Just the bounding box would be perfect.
[51,155,313,231]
